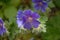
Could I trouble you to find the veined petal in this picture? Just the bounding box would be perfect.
[43,1,48,8]
[17,19,23,27]
[0,18,3,24]
[23,9,33,16]
[32,0,42,3]
[32,20,40,28]
[32,12,40,19]
[17,10,23,15]
[0,18,6,35]
[17,10,24,18]
[24,22,32,30]
[32,0,48,12]
[41,7,46,12]
[0,27,6,35]
[17,9,40,30]
[34,3,41,10]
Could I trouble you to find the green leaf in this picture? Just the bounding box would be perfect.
[42,11,60,40]
[40,16,48,23]
[0,11,3,18]
[53,0,60,8]
[0,0,10,4]
[10,0,20,7]
[46,7,51,12]
[4,6,17,18]
[9,17,16,25]
[8,22,18,40]
[48,1,55,8]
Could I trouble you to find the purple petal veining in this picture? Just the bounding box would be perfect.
[17,10,40,30]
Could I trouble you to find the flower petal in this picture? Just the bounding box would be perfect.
[34,3,41,10]
[41,7,46,12]
[45,0,50,2]
[23,9,32,16]
[17,10,23,19]
[32,20,40,28]
[0,18,3,24]
[40,1,48,12]
[43,1,48,8]
[17,19,23,27]
[0,27,6,35]
[32,0,42,3]
[32,12,40,19]
[24,22,32,30]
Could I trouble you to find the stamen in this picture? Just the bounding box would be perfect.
[0,23,2,27]
[39,2,43,6]
[28,17,33,22]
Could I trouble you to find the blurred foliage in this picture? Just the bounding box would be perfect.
[0,0,60,40]
[4,6,17,18]
[10,0,20,7]
[0,11,3,18]
[53,0,60,9]
[48,1,55,8]
[0,0,10,4]
[42,11,60,40]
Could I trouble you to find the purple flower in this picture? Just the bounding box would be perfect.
[17,10,40,30]
[32,0,48,12]
[45,0,51,2]
[0,18,6,35]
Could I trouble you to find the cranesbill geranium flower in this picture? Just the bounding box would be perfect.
[32,0,48,12]
[0,18,6,35]
[17,9,40,30]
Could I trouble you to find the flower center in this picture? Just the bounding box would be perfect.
[28,17,33,22]
[0,23,2,27]
[39,2,43,6]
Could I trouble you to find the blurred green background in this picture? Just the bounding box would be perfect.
[0,0,60,40]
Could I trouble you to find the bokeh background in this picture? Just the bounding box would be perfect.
[0,0,60,40]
